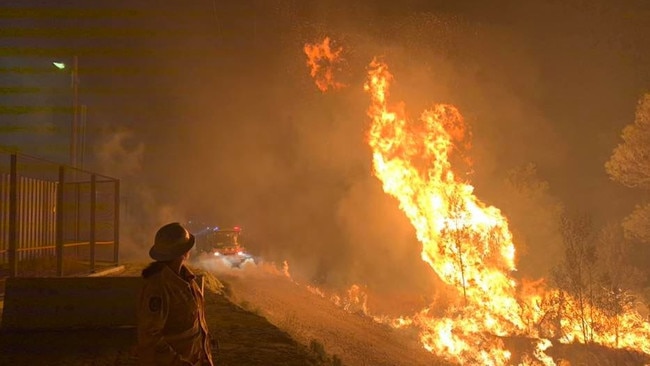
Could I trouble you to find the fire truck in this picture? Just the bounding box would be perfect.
[193,226,254,267]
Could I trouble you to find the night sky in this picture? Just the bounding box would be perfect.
[1,0,649,290]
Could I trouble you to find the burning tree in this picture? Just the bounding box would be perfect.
[363,58,650,363]
[364,58,536,365]
[439,193,472,304]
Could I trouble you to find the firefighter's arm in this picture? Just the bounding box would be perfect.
[137,283,193,366]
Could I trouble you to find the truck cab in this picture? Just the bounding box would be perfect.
[194,226,253,266]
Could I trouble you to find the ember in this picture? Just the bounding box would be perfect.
[304,37,346,92]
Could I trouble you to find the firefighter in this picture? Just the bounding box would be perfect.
[137,222,214,366]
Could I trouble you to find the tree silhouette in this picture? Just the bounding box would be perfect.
[594,222,646,347]
[553,212,597,343]
[499,163,564,278]
[439,193,471,305]
[606,93,650,243]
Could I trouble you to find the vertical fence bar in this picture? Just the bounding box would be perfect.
[56,165,64,277]
[2,174,8,265]
[33,179,39,259]
[113,179,120,265]
[37,179,43,259]
[17,177,23,263]
[27,178,34,260]
[75,182,80,259]
[39,180,46,259]
[23,178,28,261]
[8,154,18,277]
[20,177,26,262]
[0,174,6,266]
[48,182,56,258]
[89,174,96,273]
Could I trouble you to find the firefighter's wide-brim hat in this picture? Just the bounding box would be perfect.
[149,222,195,261]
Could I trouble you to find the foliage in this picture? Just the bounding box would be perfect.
[606,93,650,245]
[593,223,646,346]
[517,279,564,339]
[551,218,646,346]
[553,212,597,342]
[622,202,650,243]
[501,163,564,278]
[605,93,650,189]
[595,223,645,296]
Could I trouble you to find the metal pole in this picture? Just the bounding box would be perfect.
[56,165,64,276]
[8,154,18,277]
[113,179,120,265]
[75,182,80,258]
[89,174,96,273]
[70,55,79,168]
[80,105,87,170]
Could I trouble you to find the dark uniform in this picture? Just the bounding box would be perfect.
[137,262,214,366]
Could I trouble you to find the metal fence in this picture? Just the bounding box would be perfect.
[0,153,120,277]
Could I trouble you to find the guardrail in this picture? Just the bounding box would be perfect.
[0,152,120,277]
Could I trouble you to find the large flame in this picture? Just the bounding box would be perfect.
[364,57,529,364]
[300,38,650,364]
[363,58,650,364]
[304,36,346,92]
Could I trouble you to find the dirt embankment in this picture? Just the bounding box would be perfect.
[212,265,449,366]
[0,262,338,366]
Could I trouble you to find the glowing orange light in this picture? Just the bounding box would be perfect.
[304,37,346,92]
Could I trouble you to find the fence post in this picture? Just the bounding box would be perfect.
[8,154,18,277]
[113,179,120,265]
[56,165,64,277]
[89,174,96,273]
[75,181,80,259]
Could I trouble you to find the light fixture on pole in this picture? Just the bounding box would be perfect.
[71,55,79,169]
[52,56,80,168]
